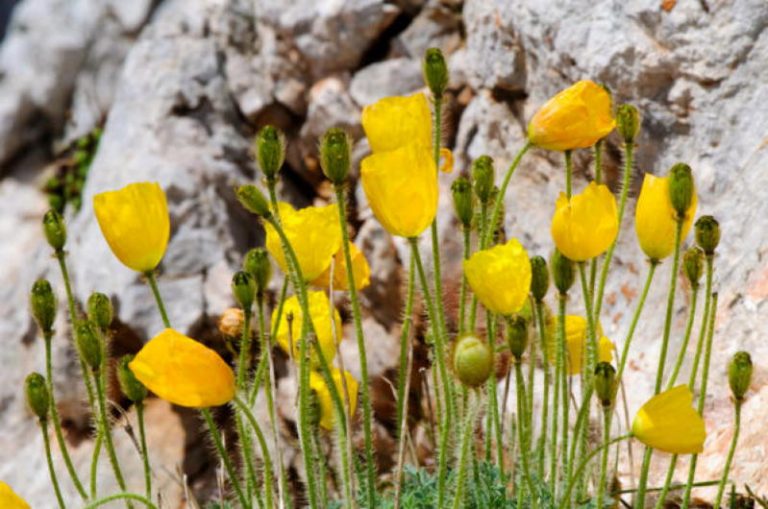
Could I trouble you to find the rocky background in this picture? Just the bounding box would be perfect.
[1,0,767,506]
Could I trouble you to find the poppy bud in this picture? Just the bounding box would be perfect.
[530,256,549,301]
[472,156,495,205]
[30,279,57,334]
[236,185,272,218]
[243,247,272,297]
[667,163,695,220]
[683,246,704,289]
[728,351,753,401]
[232,270,256,311]
[423,47,449,97]
[453,335,492,388]
[320,128,351,185]
[551,249,575,295]
[87,292,113,333]
[451,176,474,228]
[42,209,67,251]
[616,104,640,144]
[218,307,245,337]
[25,372,49,420]
[75,322,102,371]
[594,362,617,408]
[695,215,720,255]
[254,125,286,182]
[117,355,147,403]
[506,315,528,360]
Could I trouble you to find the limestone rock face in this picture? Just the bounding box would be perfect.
[1,0,767,505]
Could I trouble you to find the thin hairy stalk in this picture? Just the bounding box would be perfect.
[482,143,531,248]
[666,285,700,389]
[469,202,489,330]
[135,403,152,501]
[617,262,658,382]
[91,434,102,498]
[41,419,66,509]
[515,361,537,508]
[202,409,250,509]
[487,312,504,477]
[235,397,278,509]
[83,493,158,509]
[713,401,741,508]
[94,370,130,507]
[452,392,478,509]
[249,279,289,406]
[594,139,604,184]
[565,150,573,198]
[235,307,258,499]
[526,301,537,445]
[534,299,551,478]
[558,294,569,492]
[459,226,471,332]
[616,480,719,495]
[596,408,611,508]
[688,257,714,389]
[549,294,565,495]
[144,271,171,328]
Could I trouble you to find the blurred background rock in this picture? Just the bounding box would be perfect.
[0,0,766,506]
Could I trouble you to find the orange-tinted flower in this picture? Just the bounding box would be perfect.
[312,242,371,291]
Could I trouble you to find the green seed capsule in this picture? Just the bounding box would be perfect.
[30,279,57,334]
[453,335,493,388]
[42,209,67,251]
[25,372,50,420]
[236,185,272,218]
[319,128,352,185]
[87,292,113,333]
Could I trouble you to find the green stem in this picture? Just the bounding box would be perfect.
[714,401,742,508]
[617,262,658,383]
[235,397,277,509]
[136,402,152,501]
[534,299,551,479]
[44,332,88,500]
[594,139,604,185]
[487,312,504,478]
[666,285,700,389]
[482,143,531,248]
[94,369,130,507]
[549,293,565,495]
[469,203,489,330]
[558,294,569,493]
[565,150,573,198]
[459,226,471,333]
[145,271,170,328]
[452,391,477,509]
[654,454,678,509]
[83,494,157,509]
[578,263,598,375]
[596,408,611,509]
[235,308,258,500]
[249,279,288,406]
[526,302,537,447]
[41,419,66,509]
[237,308,253,388]
[616,480,719,495]
[91,434,102,498]
[688,257,715,389]
[202,409,250,509]
[515,361,537,507]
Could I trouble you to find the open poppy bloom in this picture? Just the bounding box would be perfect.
[310,368,359,431]
[463,239,532,316]
[632,385,706,454]
[0,481,30,509]
[551,182,618,262]
[273,291,342,367]
[311,242,371,291]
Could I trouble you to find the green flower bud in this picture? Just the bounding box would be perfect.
[616,104,641,144]
[453,335,492,388]
[506,315,528,360]
[530,256,549,302]
[451,176,474,228]
[319,128,352,185]
[75,322,102,371]
[667,163,695,220]
[87,292,113,333]
[593,362,617,408]
[30,279,57,334]
[254,125,286,182]
[695,215,720,255]
[232,270,256,311]
[25,372,49,420]
[682,246,704,289]
[243,247,272,297]
[550,249,575,295]
[728,351,753,401]
[42,209,67,251]
[117,355,147,403]
[236,185,272,218]
[423,47,449,97]
[472,156,495,204]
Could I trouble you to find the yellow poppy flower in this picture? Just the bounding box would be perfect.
[93,182,170,273]
[632,385,706,454]
[311,242,371,291]
[527,80,615,151]
[310,368,359,431]
[551,182,618,262]
[129,329,235,408]
[0,482,30,509]
[566,328,614,376]
[361,93,432,153]
[361,142,438,238]
[463,239,532,315]
[264,202,342,281]
[634,173,698,261]
[273,291,342,366]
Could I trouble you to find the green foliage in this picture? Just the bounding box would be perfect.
[44,127,102,213]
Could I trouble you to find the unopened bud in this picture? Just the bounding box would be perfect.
[30,279,57,334]
[423,47,449,97]
[42,209,67,251]
[243,248,272,297]
[453,335,492,388]
[218,308,245,337]
[254,125,286,182]
[236,185,272,218]
[472,156,495,204]
[667,163,695,219]
[616,104,640,144]
[683,246,704,289]
[551,249,575,295]
[728,351,753,401]
[87,292,113,333]
[232,270,256,311]
[320,128,351,185]
[117,355,147,403]
[451,176,473,228]
[25,372,49,420]
[695,215,720,255]
[594,362,617,408]
[530,256,549,301]
[75,322,102,371]
[506,315,529,360]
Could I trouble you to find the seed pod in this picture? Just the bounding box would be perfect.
[616,104,640,144]
[117,355,148,403]
[682,246,704,289]
[550,249,575,295]
[30,279,57,334]
[243,247,272,297]
[451,176,474,228]
[75,322,102,371]
[506,315,529,360]
[728,351,753,401]
[42,209,67,251]
[87,292,113,333]
[453,335,493,388]
[25,372,50,420]
[319,128,352,185]
[254,125,286,182]
[695,215,720,255]
[594,362,617,408]
[667,163,695,220]
[236,185,272,218]
[232,270,256,311]
[472,156,495,205]
[530,256,550,301]
[422,47,449,97]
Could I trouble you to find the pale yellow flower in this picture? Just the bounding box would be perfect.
[361,93,432,153]
[310,368,359,431]
[463,239,532,315]
[632,385,706,454]
[312,242,371,291]
[0,482,30,509]
[551,182,618,262]
[273,291,342,367]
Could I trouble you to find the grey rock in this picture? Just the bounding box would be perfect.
[395,0,463,58]
[350,57,425,107]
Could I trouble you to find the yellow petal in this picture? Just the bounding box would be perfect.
[264,202,342,281]
[463,239,532,315]
[361,143,438,238]
[632,385,706,454]
[310,368,359,431]
[272,291,342,367]
[528,80,615,151]
[598,336,614,364]
[311,242,371,291]
[129,329,235,408]
[634,173,698,261]
[0,482,30,509]
[93,182,170,272]
[551,182,618,262]
[361,93,432,153]
[565,315,588,375]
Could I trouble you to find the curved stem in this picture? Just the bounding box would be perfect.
[713,401,741,508]
[482,143,530,248]
[41,419,66,509]
[487,312,504,478]
[617,262,658,382]
[83,493,158,509]
[144,271,170,328]
[135,403,152,501]
[235,308,258,500]
[234,397,277,509]
[515,361,537,508]
[94,370,131,507]
[459,226,471,333]
[534,299,551,478]
[201,408,250,509]
[654,454,678,509]
[452,391,477,509]
[91,434,102,498]
[666,285,700,389]
[688,257,714,389]
[469,202,489,330]
[596,408,611,508]
[558,294,569,493]
[549,294,565,495]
